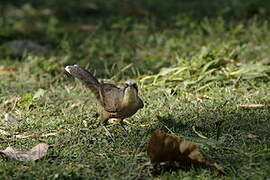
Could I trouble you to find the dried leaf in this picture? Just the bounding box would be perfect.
[0,67,17,75]
[1,143,49,161]
[237,104,264,108]
[4,40,49,55]
[247,133,258,139]
[147,130,225,174]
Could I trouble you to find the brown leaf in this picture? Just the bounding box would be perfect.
[147,130,225,174]
[0,67,17,75]
[1,143,49,161]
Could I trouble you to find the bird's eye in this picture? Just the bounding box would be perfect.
[133,84,138,91]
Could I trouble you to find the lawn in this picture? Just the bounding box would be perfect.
[0,0,270,179]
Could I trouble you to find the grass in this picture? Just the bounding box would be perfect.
[1,1,270,179]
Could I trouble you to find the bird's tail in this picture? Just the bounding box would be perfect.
[65,65,100,94]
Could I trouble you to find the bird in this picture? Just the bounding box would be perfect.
[65,65,144,126]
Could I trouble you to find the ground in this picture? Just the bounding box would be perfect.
[0,1,270,179]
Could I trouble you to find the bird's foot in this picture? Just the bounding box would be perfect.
[120,121,129,134]
[103,118,129,135]
[107,118,121,124]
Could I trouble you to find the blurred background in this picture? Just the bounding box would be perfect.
[1,0,270,80]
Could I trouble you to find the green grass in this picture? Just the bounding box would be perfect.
[1,1,270,179]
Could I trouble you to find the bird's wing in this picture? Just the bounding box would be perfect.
[98,83,124,112]
[138,97,144,109]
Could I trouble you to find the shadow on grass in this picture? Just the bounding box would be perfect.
[149,107,270,176]
[3,0,270,23]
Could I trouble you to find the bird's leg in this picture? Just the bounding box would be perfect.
[120,119,129,134]
[100,123,114,141]
[106,118,128,134]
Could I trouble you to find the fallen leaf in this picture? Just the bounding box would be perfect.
[1,143,49,161]
[237,104,264,108]
[147,130,225,174]
[0,67,17,75]
[4,40,49,55]
[247,133,258,139]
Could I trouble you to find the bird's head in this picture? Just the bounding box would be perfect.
[122,80,139,105]
[124,80,138,93]
[122,80,143,109]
